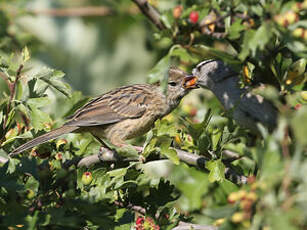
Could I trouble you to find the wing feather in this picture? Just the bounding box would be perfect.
[65,85,151,127]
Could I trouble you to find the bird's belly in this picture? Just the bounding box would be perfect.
[101,114,156,145]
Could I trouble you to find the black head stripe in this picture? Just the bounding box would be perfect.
[196,59,216,72]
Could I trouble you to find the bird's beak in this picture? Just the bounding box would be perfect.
[183,75,199,89]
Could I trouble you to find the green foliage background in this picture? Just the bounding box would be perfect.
[0,0,306,229]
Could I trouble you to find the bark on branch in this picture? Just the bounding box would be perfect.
[30,6,113,17]
[72,147,247,185]
[132,0,166,30]
[172,221,218,230]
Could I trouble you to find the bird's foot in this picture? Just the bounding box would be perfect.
[98,146,119,162]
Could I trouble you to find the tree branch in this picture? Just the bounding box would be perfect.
[29,6,113,17]
[74,147,247,185]
[193,60,278,133]
[172,221,218,230]
[114,200,146,215]
[132,0,166,30]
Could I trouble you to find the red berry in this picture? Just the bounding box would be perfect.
[189,11,199,24]
[136,216,144,225]
[294,104,302,110]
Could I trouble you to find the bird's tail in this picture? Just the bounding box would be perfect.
[9,126,78,157]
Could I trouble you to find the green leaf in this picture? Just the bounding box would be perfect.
[22,46,30,63]
[211,128,223,151]
[115,144,139,158]
[239,22,273,60]
[156,119,177,137]
[107,168,127,178]
[28,105,52,130]
[207,159,225,183]
[27,97,50,108]
[291,106,307,146]
[161,140,179,165]
[227,18,245,40]
[169,164,209,211]
[249,22,273,54]
[36,68,71,97]
[239,29,256,60]
[148,54,170,84]
[170,46,198,63]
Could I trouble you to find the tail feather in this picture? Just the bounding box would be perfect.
[9,126,79,157]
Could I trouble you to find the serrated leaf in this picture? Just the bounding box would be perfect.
[27,97,50,108]
[156,119,177,137]
[115,145,139,158]
[211,128,223,151]
[28,105,52,130]
[239,29,256,60]
[148,54,170,84]
[107,168,127,178]
[22,46,30,63]
[35,68,71,97]
[207,159,225,183]
[161,141,179,165]
[239,23,273,60]
[171,47,198,63]
[227,18,245,40]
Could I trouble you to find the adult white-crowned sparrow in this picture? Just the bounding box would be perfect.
[194,59,277,132]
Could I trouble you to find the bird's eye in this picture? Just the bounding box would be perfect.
[168,81,177,87]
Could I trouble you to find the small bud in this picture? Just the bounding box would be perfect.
[247,175,256,184]
[174,134,182,145]
[231,212,245,223]
[293,28,304,38]
[173,5,183,19]
[214,218,226,226]
[81,171,93,185]
[301,91,307,101]
[55,152,63,161]
[237,190,247,200]
[228,192,240,204]
[56,139,68,149]
[240,199,253,211]
[5,128,17,140]
[26,189,35,199]
[294,104,302,110]
[284,11,299,24]
[246,192,258,202]
[44,122,52,131]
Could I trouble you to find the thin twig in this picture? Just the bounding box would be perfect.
[199,13,230,29]
[172,221,218,230]
[132,0,166,30]
[3,64,23,129]
[114,200,146,215]
[281,126,292,209]
[75,147,247,185]
[29,6,112,17]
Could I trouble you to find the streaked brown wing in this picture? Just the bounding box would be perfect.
[65,85,150,127]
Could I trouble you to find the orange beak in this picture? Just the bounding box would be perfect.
[183,75,198,89]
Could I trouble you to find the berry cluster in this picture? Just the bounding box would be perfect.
[226,176,261,228]
[135,216,160,230]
